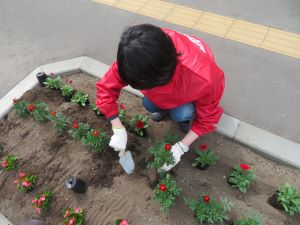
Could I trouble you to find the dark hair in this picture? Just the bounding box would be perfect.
[117,24,178,90]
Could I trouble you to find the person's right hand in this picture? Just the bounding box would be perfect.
[109,126,127,157]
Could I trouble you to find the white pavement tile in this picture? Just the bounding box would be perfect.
[235,122,300,168]
[216,113,240,138]
[0,213,13,225]
[80,56,110,78]
[40,57,84,75]
[0,67,41,120]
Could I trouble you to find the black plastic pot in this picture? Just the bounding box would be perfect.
[36,72,49,86]
[65,177,87,193]
[196,164,210,170]
[268,192,284,210]
[63,95,73,102]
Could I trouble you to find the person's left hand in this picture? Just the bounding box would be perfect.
[160,142,189,172]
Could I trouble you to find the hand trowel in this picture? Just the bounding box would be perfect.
[118,149,135,174]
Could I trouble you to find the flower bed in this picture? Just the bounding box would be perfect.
[0,73,299,225]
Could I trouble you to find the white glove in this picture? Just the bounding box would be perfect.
[109,126,127,157]
[160,142,189,172]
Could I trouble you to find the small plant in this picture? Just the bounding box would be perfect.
[154,173,182,214]
[277,183,300,216]
[32,191,52,214]
[43,76,61,90]
[233,212,264,225]
[15,172,37,192]
[63,207,84,225]
[71,91,89,106]
[118,103,126,123]
[12,99,30,117]
[185,194,234,224]
[82,129,109,152]
[1,155,17,171]
[91,103,102,116]
[147,141,175,170]
[115,219,129,225]
[60,84,74,98]
[49,112,69,135]
[29,102,49,123]
[192,144,219,169]
[129,114,149,136]
[163,133,180,145]
[228,164,256,193]
[69,121,90,141]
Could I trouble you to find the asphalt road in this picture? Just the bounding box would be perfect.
[0,0,299,143]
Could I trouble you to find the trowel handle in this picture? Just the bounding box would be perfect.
[119,149,126,157]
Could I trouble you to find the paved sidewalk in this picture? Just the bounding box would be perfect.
[0,0,299,144]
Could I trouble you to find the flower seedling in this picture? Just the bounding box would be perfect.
[233,212,264,225]
[115,219,129,225]
[43,76,61,90]
[69,121,90,141]
[63,207,84,225]
[192,144,219,169]
[185,194,234,224]
[29,102,49,123]
[277,183,300,216]
[1,155,17,172]
[81,129,109,152]
[49,112,70,135]
[91,103,102,117]
[228,164,256,193]
[163,133,180,145]
[15,172,37,192]
[154,173,182,214]
[129,114,149,136]
[118,103,126,123]
[13,99,30,117]
[32,191,52,214]
[71,91,89,106]
[147,141,175,171]
[60,84,74,100]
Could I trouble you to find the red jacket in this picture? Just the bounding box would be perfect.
[96,28,225,136]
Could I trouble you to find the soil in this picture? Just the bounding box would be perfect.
[0,73,300,225]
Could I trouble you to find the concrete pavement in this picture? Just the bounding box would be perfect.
[0,0,299,144]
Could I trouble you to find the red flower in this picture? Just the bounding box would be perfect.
[35,207,41,214]
[18,172,26,179]
[27,104,36,112]
[119,104,126,110]
[51,111,56,116]
[135,120,144,129]
[14,179,19,184]
[68,79,73,84]
[32,199,38,204]
[199,144,208,151]
[72,121,79,129]
[13,99,18,104]
[37,199,42,206]
[22,181,31,188]
[64,209,70,218]
[159,184,167,192]
[240,163,251,171]
[120,220,129,225]
[164,143,172,151]
[202,195,210,203]
[74,207,81,213]
[40,194,46,201]
[1,160,8,168]
[92,130,99,137]
[69,217,75,225]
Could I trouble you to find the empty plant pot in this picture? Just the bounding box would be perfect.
[268,192,284,210]
[65,177,87,193]
[36,72,49,86]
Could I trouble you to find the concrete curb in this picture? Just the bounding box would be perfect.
[1,56,299,224]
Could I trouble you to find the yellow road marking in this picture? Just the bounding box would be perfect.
[93,0,300,59]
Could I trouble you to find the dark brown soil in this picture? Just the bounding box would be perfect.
[268,192,285,210]
[0,73,299,225]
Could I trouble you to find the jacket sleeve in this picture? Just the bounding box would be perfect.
[191,64,225,136]
[95,62,127,119]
